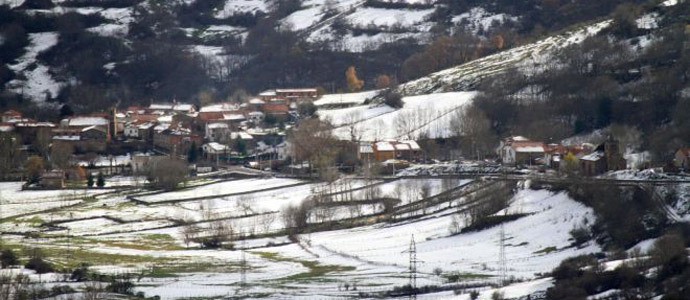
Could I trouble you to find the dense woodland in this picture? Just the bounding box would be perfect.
[0,0,663,117]
[469,2,690,163]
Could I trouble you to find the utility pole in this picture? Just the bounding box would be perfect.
[498,223,507,287]
[405,234,421,300]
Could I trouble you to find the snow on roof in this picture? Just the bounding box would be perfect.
[276,88,317,93]
[512,141,545,153]
[204,142,229,152]
[15,121,55,127]
[510,136,530,142]
[157,115,173,123]
[249,98,265,104]
[138,122,155,130]
[259,90,276,96]
[200,103,239,112]
[376,141,395,152]
[580,151,605,162]
[231,132,253,140]
[53,135,80,141]
[154,123,170,132]
[81,125,105,132]
[67,117,108,127]
[402,140,421,150]
[2,109,22,116]
[149,103,173,110]
[207,122,229,129]
[223,113,245,121]
[0,124,14,132]
[173,104,194,111]
[394,143,411,151]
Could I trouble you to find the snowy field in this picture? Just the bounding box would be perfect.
[0,175,611,299]
[134,178,305,203]
[319,91,476,141]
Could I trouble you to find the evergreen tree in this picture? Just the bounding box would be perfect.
[96,172,105,188]
[187,142,198,163]
[86,172,94,187]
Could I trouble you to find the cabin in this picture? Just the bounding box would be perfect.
[500,138,546,166]
[258,88,319,104]
[40,170,65,189]
[1,110,22,122]
[358,143,374,162]
[205,122,231,142]
[674,147,690,170]
[579,140,626,176]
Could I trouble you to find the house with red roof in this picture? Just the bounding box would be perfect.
[674,147,690,170]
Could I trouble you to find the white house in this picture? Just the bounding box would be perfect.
[205,122,230,142]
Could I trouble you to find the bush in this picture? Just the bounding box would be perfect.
[147,158,188,191]
[107,280,134,294]
[25,257,54,274]
[96,172,105,187]
[0,249,18,268]
[70,263,90,281]
[569,225,592,246]
[384,91,403,108]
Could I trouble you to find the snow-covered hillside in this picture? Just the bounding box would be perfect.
[319,91,475,141]
[398,20,612,95]
[6,32,61,103]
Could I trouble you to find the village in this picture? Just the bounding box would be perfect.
[2,87,690,189]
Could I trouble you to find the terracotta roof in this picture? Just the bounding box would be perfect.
[511,141,545,153]
[679,147,690,157]
[2,109,22,116]
[262,103,289,114]
[198,111,225,121]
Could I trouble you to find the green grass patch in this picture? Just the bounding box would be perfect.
[251,251,355,282]
[534,246,558,254]
[23,216,45,225]
[37,247,172,269]
[82,196,98,203]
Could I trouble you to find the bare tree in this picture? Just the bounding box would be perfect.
[344,111,363,142]
[259,213,277,233]
[147,158,188,190]
[236,195,254,216]
[450,104,494,160]
[180,223,199,249]
[82,281,105,300]
[51,142,74,170]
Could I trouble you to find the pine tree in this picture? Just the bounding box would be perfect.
[96,172,105,188]
[187,142,198,163]
[86,173,94,187]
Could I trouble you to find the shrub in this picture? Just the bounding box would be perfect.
[384,91,403,108]
[96,172,105,187]
[25,257,54,274]
[569,225,592,246]
[107,280,134,294]
[70,263,90,281]
[0,249,18,268]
